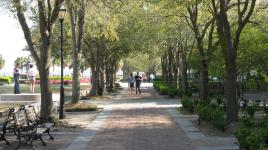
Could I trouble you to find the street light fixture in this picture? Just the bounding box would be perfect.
[59,6,67,119]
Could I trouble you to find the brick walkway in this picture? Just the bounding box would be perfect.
[86,84,196,150]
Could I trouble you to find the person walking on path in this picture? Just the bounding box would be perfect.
[13,63,21,94]
[135,72,142,94]
[128,73,135,94]
[28,64,37,93]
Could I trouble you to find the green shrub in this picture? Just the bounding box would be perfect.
[153,81,164,92]
[181,98,194,113]
[241,117,254,128]
[168,87,177,98]
[153,77,162,82]
[159,85,168,95]
[212,118,227,132]
[264,106,268,115]
[209,103,218,109]
[211,108,227,132]
[235,121,268,150]
[259,127,268,145]
[197,103,228,131]
[245,132,263,150]
[0,77,12,84]
[36,76,72,81]
[235,127,252,149]
[247,104,257,118]
[198,105,212,121]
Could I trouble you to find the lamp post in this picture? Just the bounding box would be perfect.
[59,7,67,119]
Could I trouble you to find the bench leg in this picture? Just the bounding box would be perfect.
[15,136,22,150]
[46,128,54,140]
[29,134,37,150]
[0,133,10,145]
[39,135,47,146]
[32,133,47,146]
[16,134,34,149]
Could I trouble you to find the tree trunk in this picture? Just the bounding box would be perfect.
[39,65,52,117]
[105,66,114,92]
[12,0,64,118]
[99,69,105,96]
[173,68,178,89]
[68,0,85,103]
[39,39,53,117]
[181,53,189,95]
[90,68,98,96]
[200,60,209,101]
[162,54,168,84]
[225,61,238,122]
[72,52,81,103]
[168,47,173,86]
[197,40,209,101]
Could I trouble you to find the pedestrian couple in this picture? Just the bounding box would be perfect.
[128,72,142,94]
[13,63,37,94]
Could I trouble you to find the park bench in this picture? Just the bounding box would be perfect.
[0,109,15,145]
[10,106,55,149]
[10,107,37,149]
[240,92,268,106]
[23,105,54,140]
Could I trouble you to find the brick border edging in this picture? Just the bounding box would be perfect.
[66,107,112,150]
[168,108,240,150]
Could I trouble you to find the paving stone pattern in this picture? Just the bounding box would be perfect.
[86,86,196,150]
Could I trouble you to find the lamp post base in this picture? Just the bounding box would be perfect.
[59,86,65,119]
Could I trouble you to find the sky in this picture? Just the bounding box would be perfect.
[0,12,93,77]
[0,12,30,75]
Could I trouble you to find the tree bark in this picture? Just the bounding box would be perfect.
[90,68,98,96]
[212,0,256,122]
[181,51,189,95]
[68,0,86,103]
[12,0,64,117]
[161,55,168,83]
[168,47,173,86]
[185,5,212,102]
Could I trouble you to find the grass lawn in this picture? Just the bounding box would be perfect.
[64,103,98,112]
[0,84,90,94]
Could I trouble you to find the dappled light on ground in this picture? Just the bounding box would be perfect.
[87,107,196,150]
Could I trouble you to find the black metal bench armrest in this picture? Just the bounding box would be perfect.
[39,116,55,126]
[17,124,37,133]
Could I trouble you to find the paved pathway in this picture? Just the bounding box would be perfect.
[86,84,195,150]
[68,83,238,150]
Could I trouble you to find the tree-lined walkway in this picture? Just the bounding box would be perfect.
[66,83,238,150]
[70,83,196,150]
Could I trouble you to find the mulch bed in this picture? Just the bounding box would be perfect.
[191,119,240,137]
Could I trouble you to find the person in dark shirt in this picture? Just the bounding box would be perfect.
[13,63,21,94]
[135,72,142,94]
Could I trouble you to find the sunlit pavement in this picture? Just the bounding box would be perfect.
[66,82,239,150]
[65,83,197,150]
[119,82,154,88]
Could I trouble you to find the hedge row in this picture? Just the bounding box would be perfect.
[235,107,268,150]
[0,77,12,84]
[153,81,177,98]
[181,98,227,132]
[36,76,72,81]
